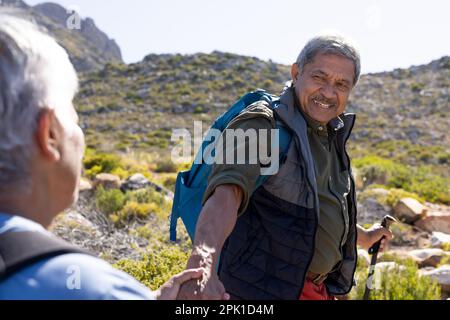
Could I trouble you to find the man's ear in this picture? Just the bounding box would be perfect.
[35,109,61,162]
[291,63,300,82]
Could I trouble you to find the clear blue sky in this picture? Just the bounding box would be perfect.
[26,0,450,74]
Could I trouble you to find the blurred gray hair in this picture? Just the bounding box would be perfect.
[296,34,361,85]
[0,12,78,194]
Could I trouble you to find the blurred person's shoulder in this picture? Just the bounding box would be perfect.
[0,213,155,300]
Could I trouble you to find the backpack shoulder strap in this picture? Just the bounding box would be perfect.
[0,231,90,280]
[253,116,293,190]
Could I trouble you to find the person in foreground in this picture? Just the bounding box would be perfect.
[0,13,202,300]
[178,34,393,300]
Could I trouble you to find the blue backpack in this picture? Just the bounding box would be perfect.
[169,89,293,242]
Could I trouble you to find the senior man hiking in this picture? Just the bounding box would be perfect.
[176,34,393,300]
[0,13,203,300]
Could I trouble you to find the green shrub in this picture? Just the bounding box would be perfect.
[350,258,441,300]
[353,156,406,187]
[359,185,424,208]
[386,188,424,207]
[126,188,172,220]
[133,224,154,240]
[378,251,409,263]
[407,166,450,204]
[113,246,189,290]
[115,201,154,221]
[110,167,131,180]
[95,186,127,215]
[410,82,425,92]
[354,155,450,204]
[439,254,450,266]
[162,175,177,191]
[194,106,204,114]
[436,152,450,164]
[85,164,102,178]
[128,188,165,205]
[155,159,178,173]
[84,149,124,178]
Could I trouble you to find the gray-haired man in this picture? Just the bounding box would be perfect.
[0,13,203,300]
[178,35,393,300]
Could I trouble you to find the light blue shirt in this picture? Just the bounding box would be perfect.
[0,213,156,300]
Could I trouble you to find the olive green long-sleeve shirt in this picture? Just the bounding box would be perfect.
[302,113,351,275]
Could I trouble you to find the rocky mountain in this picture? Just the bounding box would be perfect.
[0,0,123,71]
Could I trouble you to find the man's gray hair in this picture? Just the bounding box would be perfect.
[0,12,78,193]
[296,34,361,85]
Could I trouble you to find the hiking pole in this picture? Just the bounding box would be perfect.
[363,215,397,300]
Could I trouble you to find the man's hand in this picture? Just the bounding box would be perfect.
[357,224,393,252]
[177,246,230,300]
[155,268,204,300]
[177,269,230,300]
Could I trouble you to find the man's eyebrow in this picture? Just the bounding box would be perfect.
[337,78,352,86]
[311,69,353,85]
[311,69,329,77]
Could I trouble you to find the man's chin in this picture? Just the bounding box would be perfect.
[306,110,336,124]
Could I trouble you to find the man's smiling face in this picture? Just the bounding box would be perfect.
[291,52,355,124]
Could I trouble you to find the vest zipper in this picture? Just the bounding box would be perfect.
[328,115,359,295]
[294,133,320,299]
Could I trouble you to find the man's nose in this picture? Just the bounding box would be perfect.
[320,83,336,100]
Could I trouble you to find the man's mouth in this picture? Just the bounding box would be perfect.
[313,98,335,109]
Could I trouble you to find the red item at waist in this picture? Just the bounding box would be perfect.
[299,278,336,300]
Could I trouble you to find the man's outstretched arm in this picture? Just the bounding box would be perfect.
[177,184,242,300]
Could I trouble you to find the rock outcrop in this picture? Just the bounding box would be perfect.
[408,248,445,268]
[420,265,450,294]
[93,173,121,190]
[0,1,123,71]
[415,208,450,234]
[431,232,450,248]
[120,173,174,199]
[394,198,427,223]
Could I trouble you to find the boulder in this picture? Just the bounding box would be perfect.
[408,248,445,268]
[420,265,450,293]
[78,178,94,199]
[431,232,450,249]
[394,198,427,224]
[93,173,121,190]
[120,173,174,200]
[357,195,391,225]
[79,178,93,192]
[120,173,152,192]
[415,210,450,234]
